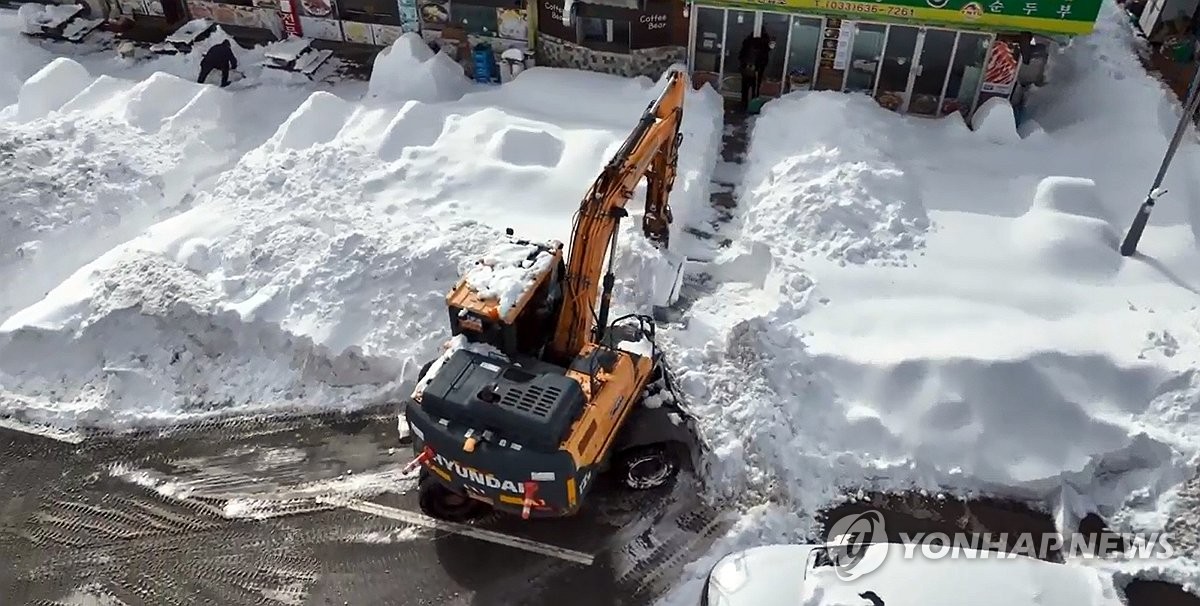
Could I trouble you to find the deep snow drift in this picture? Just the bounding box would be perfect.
[0,23,724,430]
[657,1,1200,603]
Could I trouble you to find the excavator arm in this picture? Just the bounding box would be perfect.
[548,70,687,362]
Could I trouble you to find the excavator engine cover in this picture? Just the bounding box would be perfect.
[419,349,586,453]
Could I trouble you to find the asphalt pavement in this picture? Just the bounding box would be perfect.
[0,409,730,606]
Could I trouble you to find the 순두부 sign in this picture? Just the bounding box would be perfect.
[701,0,1102,35]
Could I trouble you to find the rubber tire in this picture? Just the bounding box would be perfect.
[615,444,679,490]
[418,476,490,522]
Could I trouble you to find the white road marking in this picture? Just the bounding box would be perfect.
[321,497,596,566]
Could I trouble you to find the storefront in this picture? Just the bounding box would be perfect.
[180,0,423,44]
[535,0,691,78]
[687,0,1101,118]
[419,0,533,62]
[179,0,530,48]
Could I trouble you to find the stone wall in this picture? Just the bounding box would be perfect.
[536,34,686,79]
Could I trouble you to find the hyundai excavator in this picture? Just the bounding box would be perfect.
[400,69,703,522]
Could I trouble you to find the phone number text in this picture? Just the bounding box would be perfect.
[811,0,916,16]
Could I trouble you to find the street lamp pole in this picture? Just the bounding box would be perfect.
[1119,62,1200,257]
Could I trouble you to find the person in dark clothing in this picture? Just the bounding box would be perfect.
[198,40,238,87]
[738,32,772,111]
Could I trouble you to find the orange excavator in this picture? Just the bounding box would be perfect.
[400,69,703,522]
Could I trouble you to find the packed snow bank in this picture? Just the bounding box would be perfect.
[656,1,1200,603]
[367,32,470,103]
[738,92,930,266]
[16,57,91,122]
[0,60,314,326]
[0,66,723,430]
[971,96,1021,144]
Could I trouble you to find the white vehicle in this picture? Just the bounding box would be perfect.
[702,542,1126,606]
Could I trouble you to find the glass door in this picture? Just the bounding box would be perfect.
[721,10,758,96]
[873,24,919,112]
[844,22,885,93]
[784,15,822,93]
[941,33,992,117]
[907,28,957,116]
[692,7,725,91]
[759,12,790,97]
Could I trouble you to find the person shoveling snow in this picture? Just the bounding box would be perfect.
[198,39,238,87]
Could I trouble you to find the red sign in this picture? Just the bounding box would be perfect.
[278,0,304,36]
[980,40,1019,96]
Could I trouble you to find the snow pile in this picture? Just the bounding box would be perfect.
[971,96,1022,144]
[0,59,723,430]
[16,56,91,122]
[656,1,1200,603]
[0,57,314,326]
[462,237,559,318]
[366,32,470,103]
[1011,176,1122,279]
[739,93,931,266]
[17,2,80,34]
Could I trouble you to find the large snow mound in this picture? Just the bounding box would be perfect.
[656,1,1200,603]
[0,63,724,430]
[0,59,314,327]
[739,93,931,266]
[366,32,470,103]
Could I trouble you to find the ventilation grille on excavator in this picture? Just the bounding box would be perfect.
[500,385,561,418]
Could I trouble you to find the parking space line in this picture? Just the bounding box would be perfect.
[322,497,596,566]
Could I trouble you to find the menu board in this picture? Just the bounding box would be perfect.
[832,21,853,70]
[815,17,847,91]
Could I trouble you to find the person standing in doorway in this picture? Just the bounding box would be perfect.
[198,40,238,88]
[738,31,772,111]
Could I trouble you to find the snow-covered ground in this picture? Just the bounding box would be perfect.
[0,14,723,430]
[657,1,1200,603]
[5,0,1200,602]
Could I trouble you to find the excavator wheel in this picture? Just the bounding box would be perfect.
[418,474,491,522]
[614,443,679,490]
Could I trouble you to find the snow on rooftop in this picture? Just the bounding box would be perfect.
[462,238,558,319]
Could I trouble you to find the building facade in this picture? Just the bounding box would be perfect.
[534,0,691,77]
[686,0,1100,118]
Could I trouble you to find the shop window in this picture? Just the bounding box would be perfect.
[759,12,788,96]
[578,17,630,52]
[844,22,885,93]
[451,2,500,37]
[719,9,755,96]
[692,7,724,75]
[942,33,991,117]
[784,16,822,92]
[339,0,401,25]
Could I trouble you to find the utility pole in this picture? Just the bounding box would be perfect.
[1120,64,1200,256]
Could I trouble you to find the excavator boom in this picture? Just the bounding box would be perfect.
[549,70,687,362]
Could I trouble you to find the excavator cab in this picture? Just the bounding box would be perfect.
[402,70,704,523]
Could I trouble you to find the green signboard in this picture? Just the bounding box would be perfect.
[697,0,1102,35]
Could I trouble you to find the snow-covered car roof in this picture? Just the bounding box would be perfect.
[704,543,1124,606]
